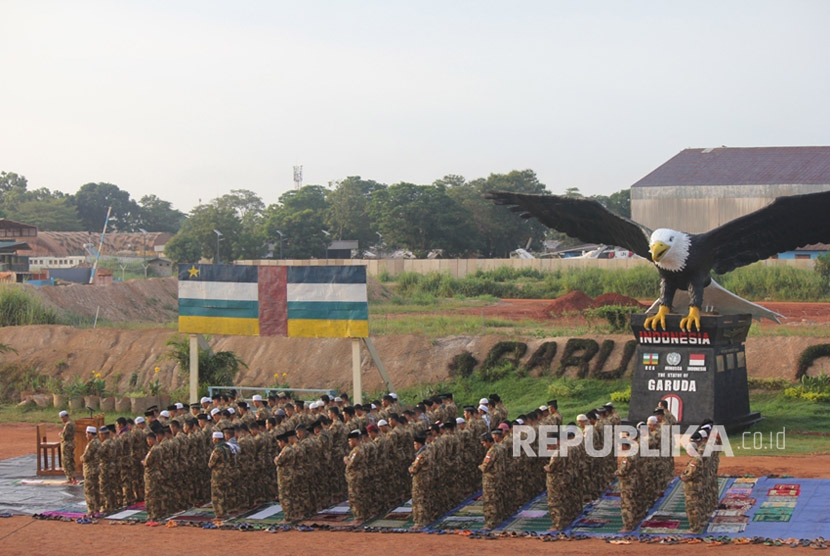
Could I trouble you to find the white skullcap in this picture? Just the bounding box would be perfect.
[59,410,68,417]
[212,431,224,439]
[334,397,343,402]
[456,417,466,424]
[200,397,211,404]
[135,416,145,424]
[159,410,170,418]
[252,394,263,401]
[370,403,377,409]
[86,426,97,433]
[701,423,713,431]
[174,402,184,409]
[516,418,525,425]
[227,407,236,414]
[478,398,490,405]
[577,414,588,421]
[478,405,489,413]
[699,430,709,439]
[377,419,389,427]
[390,393,398,399]
[210,408,220,415]
[539,405,547,411]
[647,416,658,425]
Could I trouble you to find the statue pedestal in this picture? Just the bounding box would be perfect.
[627,313,761,431]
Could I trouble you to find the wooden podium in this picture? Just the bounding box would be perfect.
[37,415,104,477]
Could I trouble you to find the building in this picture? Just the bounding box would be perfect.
[631,147,830,234]
[326,240,359,259]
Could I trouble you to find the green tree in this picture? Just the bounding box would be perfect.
[72,182,140,232]
[591,188,631,218]
[0,171,28,194]
[260,185,330,258]
[165,335,247,389]
[451,170,550,257]
[369,182,476,257]
[137,194,186,233]
[163,233,203,263]
[326,176,385,250]
[213,189,266,259]
[15,197,84,231]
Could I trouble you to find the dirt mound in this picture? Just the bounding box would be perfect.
[545,290,596,315]
[593,293,647,308]
[25,277,178,323]
[367,276,394,302]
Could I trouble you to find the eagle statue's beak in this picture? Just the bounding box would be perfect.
[650,241,669,263]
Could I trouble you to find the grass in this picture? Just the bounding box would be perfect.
[0,404,128,424]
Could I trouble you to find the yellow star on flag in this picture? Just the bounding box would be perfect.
[187,265,200,278]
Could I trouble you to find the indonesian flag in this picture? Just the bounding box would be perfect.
[689,354,706,366]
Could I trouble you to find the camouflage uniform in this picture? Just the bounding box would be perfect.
[479,441,506,529]
[275,443,303,522]
[616,442,641,531]
[143,443,164,521]
[345,442,369,522]
[208,440,232,519]
[409,444,433,528]
[98,436,119,513]
[544,449,571,530]
[82,436,101,515]
[60,419,76,480]
[681,455,706,533]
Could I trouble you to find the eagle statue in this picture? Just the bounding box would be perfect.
[486,190,830,332]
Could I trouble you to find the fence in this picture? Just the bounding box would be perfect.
[207,386,337,400]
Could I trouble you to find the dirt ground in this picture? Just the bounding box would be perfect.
[1,423,828,554]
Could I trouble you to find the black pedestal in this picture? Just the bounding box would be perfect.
[627,313,761,431]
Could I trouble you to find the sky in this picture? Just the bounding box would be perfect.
[2,1,829,213]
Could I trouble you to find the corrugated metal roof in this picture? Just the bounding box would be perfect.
[632,147,830,187]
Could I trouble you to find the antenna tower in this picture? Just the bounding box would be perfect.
[293,165,303,190]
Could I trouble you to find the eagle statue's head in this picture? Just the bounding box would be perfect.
[649,228,690,272]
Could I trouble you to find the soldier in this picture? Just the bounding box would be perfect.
[98,426,119,513]
[82,426,101,516]
[544,435,572,530]
[408,433,432,529]
[132,416,148,501]
[275,430,302,522]
[59,411,77,484]
[208,430,232,519]
[252,394,271,420]
[680,433,707,533]
[142,432,164,521]
[345,430,371,522]
[616,429,642,532]
[479,432,505,530]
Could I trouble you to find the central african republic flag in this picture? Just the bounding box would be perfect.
[177,264,368,338]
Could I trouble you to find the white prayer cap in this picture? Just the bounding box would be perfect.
[59,410,68,417]
[334,397,343,403]
[377,419,389,427]
[478,398,490,405]
[577,414,588,421]
[159,410,170,418]
[86,426,97,434]
[647,416,658,425]
[699,429,709,439]
[135,417,145,424]
[390,393,398,399]
[539,405,547,411]
[456,417,466,424]
[212,431,224,439]
[478,405,489,413]
[701,423,713,431]
[200,397,211,404]
[516,418,525,425]
[175,402,184,409]
[227,407,236,414]
[210,408,220,415]
[370,403,377,409]
[252,394,263,401]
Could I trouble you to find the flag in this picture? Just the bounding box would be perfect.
[642,353,659,365]
[689,353,706,366]
[177,264,369,338]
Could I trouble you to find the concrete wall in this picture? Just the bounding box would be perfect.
[631,183,830,233]
[235,257,814,279]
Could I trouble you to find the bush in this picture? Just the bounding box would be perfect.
[165,335,247,387]
[610,386,631,404]
[546,378,587,399]
[746,377,791,390]
[480,360,516,381]
[448,351,478,378]
[584,305,638,332]
[0,285,58,326]
[716,262,827,301]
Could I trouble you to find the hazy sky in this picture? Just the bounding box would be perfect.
[2,1,828,212]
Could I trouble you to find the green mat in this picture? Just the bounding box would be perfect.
[569,482,626,535]
[364,499,416,529]
[499,493,555,532]
[427,494,487,531]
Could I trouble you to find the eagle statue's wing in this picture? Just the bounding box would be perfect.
[485,192,652,258]
[699,190,830,274]
[646,277,784,323]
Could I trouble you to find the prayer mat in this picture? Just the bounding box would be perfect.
[300,501,359,527]
[567,481,626,535]
[637,477,731,536]
[39,502,89,520]
[427,493,487,531]
[364,499,417,530]
[500,492,556,532]
[167,502,235,523]
[18,479,79,487]
[226,503,284,528]
[104,502,148,522]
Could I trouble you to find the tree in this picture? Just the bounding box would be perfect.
[15,198,84,231]
[72,182,140,232]
[0,171,28,194]
[137,195,186,233]
[163,233,203,263]
[259,186,330,258]
[165,335,247,390]
[591,188,631,218]
[369,182,477,257]
[326,176,385,250]
[450,170,550,257]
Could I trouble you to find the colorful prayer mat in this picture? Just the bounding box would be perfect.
[427,493,487,531]
[300,501,359,526]
[637,477,731,535]
[226,503,284,528]
[567,481,626,535]
[104,502,148,522]
[364,499,416,530]
[499,492,555,532]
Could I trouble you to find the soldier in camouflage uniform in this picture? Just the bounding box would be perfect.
[132,417,148,502]
[345,430,371,522]
[408,433,432,528]
[543,436,573,530]
[143,432,164,521]
[58,411,77,484]
[82,426,101,515]
[275,430,303,522]
[680,434,707,533]
[208,430,232,519]
[97,426,120,513]
[616,430,643,532]
[479,431,505,530]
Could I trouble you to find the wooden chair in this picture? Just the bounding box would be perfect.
[36,425,64,476]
